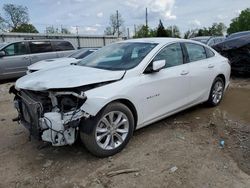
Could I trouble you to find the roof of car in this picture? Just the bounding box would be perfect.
[122,37,189,44]
[191,36,212,39]
[191,36,224,40]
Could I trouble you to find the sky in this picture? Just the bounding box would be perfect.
[0,0,249,36]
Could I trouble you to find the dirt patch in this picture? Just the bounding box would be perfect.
[0,79,250,188]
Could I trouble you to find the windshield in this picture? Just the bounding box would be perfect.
[69,49,97,59]
[78,42,157,70]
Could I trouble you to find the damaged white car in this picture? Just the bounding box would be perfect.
[10,38,231,157]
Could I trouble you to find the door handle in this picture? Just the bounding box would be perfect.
[208,64,214,68]
[22,57,29,60]
[180,70,189,75]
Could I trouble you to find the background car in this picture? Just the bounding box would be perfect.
[213,33,250,75]
[0,39,75,80]
[227,31,250,39]
[27,48,98,73]
[191,36,225,46]
[12,38,230,157]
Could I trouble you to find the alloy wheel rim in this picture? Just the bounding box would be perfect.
[95,111,129,150]
[212,81,223,104]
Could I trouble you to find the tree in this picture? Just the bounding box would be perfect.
[104,12,125,36]
[184,29,198,39]
[45,26,59,34]
[61,27,71,34]
[11,23,38,33]
[193,22,226,37]
[0,14,6,31]
[3,4,29,31]
[167,25,181,38]
[134,25,150,38]
[209,23,226,36]
[227,8,250,34]
[45,26,71,34]
[156,20,168,37]
[197,27,210,36]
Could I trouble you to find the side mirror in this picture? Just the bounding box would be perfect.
[0,51,5,58]
[152,60,166,72]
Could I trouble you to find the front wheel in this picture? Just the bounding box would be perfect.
[206,77,225,106]
[80,102,134,157]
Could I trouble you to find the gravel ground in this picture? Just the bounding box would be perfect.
[0,78,250,188]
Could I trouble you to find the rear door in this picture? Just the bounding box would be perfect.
[0,41,31,79]
[184,42,217,103]
[28,41,58,64]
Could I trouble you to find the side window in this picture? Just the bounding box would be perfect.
[185,43,207,62]
[29,41,53,54]
[153,43,183,68]
[53,41,74,51]
[205,47,215,58]
[3,42,28,56]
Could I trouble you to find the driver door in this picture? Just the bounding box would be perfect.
[137,43,190,125]
[0,42,31,79]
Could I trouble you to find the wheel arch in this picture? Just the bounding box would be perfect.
[216,74,226,85]
[112,99,138,129]
[80,98,138,134]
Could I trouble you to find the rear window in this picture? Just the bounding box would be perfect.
[205,47,215,58]
[53,41,74,51]
[29,41,53,54]
[185,43,207,62]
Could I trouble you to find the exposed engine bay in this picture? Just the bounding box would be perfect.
[10,86,91,146]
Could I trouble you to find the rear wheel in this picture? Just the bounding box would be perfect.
[80,102,134,157]
[206,77,225,106]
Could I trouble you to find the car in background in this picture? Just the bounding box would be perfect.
[227,31,250,39]
[11,38,230,157]
[27,48,98,73]
[0,39,75,80]
[191,36,225,46]
[213,33,250,75]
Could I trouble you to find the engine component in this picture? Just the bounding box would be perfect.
[41,112,76,146]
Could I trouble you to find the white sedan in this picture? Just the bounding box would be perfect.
[27,48,98,73]
[11,38,230,157]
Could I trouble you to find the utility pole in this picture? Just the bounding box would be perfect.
[134,24,137,36]
[145,8,148,37]
[127,28,130,39]
[76,25,79,35]
[116,10,119,37]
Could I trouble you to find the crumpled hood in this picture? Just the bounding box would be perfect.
[16,65,125,91]
[28,57,78,71]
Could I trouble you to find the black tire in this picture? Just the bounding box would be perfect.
[80,102,134,157]
[206,77,225,107]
